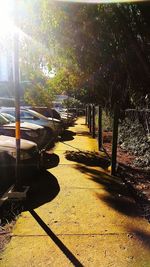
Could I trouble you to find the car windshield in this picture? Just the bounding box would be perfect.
[0,114,10,125]
[1,113,15,123]
[28,109,48,120]
[0,108,49,121]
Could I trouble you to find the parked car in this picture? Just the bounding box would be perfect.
[0,113,54,150]
[56,108,76,126]
[0,135,59,194]
[0,107,62,138]
[0,135,39,168]
[0,112,16,123]
[31,106,75,129]
[31,106,64,132]
[31,106,61,120]
[0,135,39,193]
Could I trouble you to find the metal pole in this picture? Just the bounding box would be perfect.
[92,105,95,138]
[85,105,87,125]
[89,105,92,133]
[13,1,21,190]
[87,104,90,128]
[111,104,119,176]
[86,105,88,125]
[98,106,103,150]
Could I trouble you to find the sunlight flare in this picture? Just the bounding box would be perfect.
[0,0,14,36]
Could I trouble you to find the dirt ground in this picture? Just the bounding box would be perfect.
[103,131,150,222]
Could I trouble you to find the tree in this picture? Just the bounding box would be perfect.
[24,72,55,107]
[18,1,150,110]
[63,97,83,109]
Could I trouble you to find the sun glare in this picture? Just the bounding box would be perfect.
[0,0,14,36]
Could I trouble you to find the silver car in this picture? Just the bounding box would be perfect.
[0,107,61,138]
[0,113,54,151]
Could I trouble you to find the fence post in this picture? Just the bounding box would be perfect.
[92,105,95,138]
[89,105,92,133]
[85,105,88,125]
[98,106,103,150]
[87,105,90,128]
[87,105,89,128]
[111,103,119,176]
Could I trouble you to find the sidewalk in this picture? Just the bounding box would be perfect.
[1,117,150,267]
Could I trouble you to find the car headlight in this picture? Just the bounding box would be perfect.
[7,150,31,160]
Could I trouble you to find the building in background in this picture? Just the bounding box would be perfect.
[0,50,9,82]
[0,33,14,104]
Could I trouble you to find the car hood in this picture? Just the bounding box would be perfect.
[0,135,37,150]
[6,122,43,130]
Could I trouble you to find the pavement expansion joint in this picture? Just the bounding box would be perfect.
[61,186,105,190]
[12,232,131,237]
[58,163,77,166]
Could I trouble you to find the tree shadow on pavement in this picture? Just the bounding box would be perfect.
[29,209,84,267]
[76,165,141,218]
[60,130,76,142]
[96,193,140,218]
[65,150,110,168]
[76,131,91,137]
[65,150,142,218]
[128,228,150,249]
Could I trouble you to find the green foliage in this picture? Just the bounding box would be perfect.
[47,67,88,101]
[102,111,113,131]
[63,98,82,109]
[18,1,150,111]
[24,73,54,107]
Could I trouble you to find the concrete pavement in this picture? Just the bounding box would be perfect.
[1,117,150,267]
